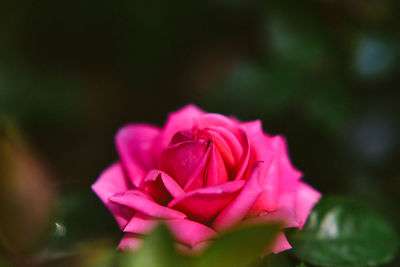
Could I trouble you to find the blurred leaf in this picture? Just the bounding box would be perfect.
[249,252,292,267]
[196,223,280,267]
[0,255,12,267]
[81,247,117,267]
[0,122,55,255]
[296,263,306,267]
[120,224,191,267]
[290,196,399,266]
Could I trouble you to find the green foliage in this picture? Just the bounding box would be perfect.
[119,224,190,267]
[116,223,280,267]
[196,223,280,267]
[290,196,399,266]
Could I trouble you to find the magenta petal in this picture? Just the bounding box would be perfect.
[296,182,321,229]
[160,139,208,188]
[194,113,239,132]
[271,136,302,186]
[91,163,134,229]
[124,213,158,234]
[213,165,263,231]
[159,105,205,152]
[250,154,280,212]
[205,143,228,187]
[233,127,250,181]
[244,208,299,229]
[118,233,143,251]
[271,232,291,254]
[168,180,245,224]
[142,170,185,204]
[166,219,216,247]
[206,126,243,163]
[109,190,187,219]
[116,124,160,187]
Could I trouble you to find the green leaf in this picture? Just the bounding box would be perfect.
[290,196,399,266]
[196,223,280,267]
[249,252,292,267]
[119,224,192,267]
[296,263,307,267]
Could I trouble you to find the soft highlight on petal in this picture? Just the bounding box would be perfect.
[168,180,245,224]
[117,234,143,251]
[166,219,216,247]
[141,169,185,204]
[109,190,187,219]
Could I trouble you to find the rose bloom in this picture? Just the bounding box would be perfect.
[92,105,320,253]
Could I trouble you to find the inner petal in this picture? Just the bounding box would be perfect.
[159,138,209,188]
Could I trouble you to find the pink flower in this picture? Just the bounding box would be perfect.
[92,105,321,253]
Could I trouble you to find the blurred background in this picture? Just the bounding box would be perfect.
[1,0,399,266]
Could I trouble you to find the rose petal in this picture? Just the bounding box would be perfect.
[195,113,239,133]
[201,128,236,168]
[166,219,216,247]
[91,162,134,229]
[158,105,205,154]
[212,165,263,231]
[271,136,302,186]
[116,124,160,187]
[250,154,281,213]
[205,126,243,163]
[160,139,208,187]
[233,127,250,181]
[183,144,211,191]
[109,190,187,219]
[124,213,158,234]
[118,233,143,250]
[249,134,302,213]
[271,232,291,254]
[244,208,299,228]
[168,180,245,224]
[204,143,228,187]
[295,182,321,229]
[141,169,185,204]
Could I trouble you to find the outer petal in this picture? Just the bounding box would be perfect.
[109,190,187,219]
[118,233,143,250]
[271,232,291,254]
[124,212,158,234]
[168,180,245,224]
[212,165,263,231]
[244,208,299,229]
[296,182,321,229]
[249,132,302,213]
[124,216,215,248]
[166,219,216,247]
[91,162,134,229]
[116,124,160,187]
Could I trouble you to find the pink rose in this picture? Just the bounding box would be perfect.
[92,105,321,253]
